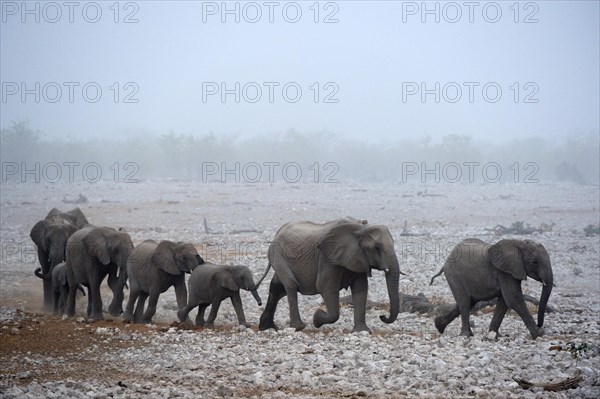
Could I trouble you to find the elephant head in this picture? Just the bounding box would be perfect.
[488,239,553,328]
[46,207,89,228]
[152,241,204,275]
[30,220,78,268]
[215,266,262,306]
[80,227,134,315]
[318,222,402,324]
[82,228,134,269]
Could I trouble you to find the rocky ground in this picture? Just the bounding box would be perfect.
[1,180,599,398]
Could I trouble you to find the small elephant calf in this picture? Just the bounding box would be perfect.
[177,263,262,328]
[35,263,85,314]
[124,240,204,324]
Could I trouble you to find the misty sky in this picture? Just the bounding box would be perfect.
[1,1,599,142]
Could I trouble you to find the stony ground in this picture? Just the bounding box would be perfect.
[1,180,599,398]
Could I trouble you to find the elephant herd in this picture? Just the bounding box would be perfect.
[30,208,554,339]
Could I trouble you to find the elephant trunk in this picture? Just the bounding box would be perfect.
[34,267,52,280]
[537,272,553,327]
[250,288,262,306]
[48,243,65,267]
[379,255,401,324]
[109,250,131,316]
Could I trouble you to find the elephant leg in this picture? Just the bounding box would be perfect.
[59,284,69,314]
[53,290,60,314]
[174,279,188,312]
[458,300,474,337]
[448,282,473,336]
[206,299,222,325]
[141,293,159,324]
[259,277,287,331]
[313,283,341,329]
[489,296,509,336]
[64,275,77,317]
[285,287,306,331]
[123,285,140,322]
[499,276,540,338]
[134,292,148,323]
[230,292,249,327]
[349,275,371,333]
[195,304,209,326]
[177,302,198,325]
[107,271,123,316]
[88,278,104,320]
[434,304,460,334]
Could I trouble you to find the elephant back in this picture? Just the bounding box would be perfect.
[188,262,220,283]
[127,240,159,272]
[66,225,95,255]
[445,238,493,274]
[270,221,324,263]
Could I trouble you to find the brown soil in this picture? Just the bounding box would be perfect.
[0,311,154,385]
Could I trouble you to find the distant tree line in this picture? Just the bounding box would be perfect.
[1,121,598,184]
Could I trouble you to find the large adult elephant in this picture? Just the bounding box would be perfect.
[30,207,89,311]
[258,217,402,333]
[64,225,133,320]
[430,238,553,339]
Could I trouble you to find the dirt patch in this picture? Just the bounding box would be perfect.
[0,310,155,385]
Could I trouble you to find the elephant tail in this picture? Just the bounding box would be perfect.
[255,262,272,288]
[429,266,445,286]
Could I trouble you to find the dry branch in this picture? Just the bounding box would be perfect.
[486,221,554,236]
[513,369,583,391]
[338,293,555,315]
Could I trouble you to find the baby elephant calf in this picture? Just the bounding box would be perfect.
[124,240,204,324]
[35,263,85,314]
[177,263,262,328]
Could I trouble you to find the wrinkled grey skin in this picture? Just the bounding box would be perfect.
[258,217,402,333]
[430,238,553,339]
[177,263,262,328]
[124,240,204,324]
[30,207,88,311]
[34,263,86,314]
[64,225,133,320]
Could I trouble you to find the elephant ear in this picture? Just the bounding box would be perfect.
[45,208,61,220]
[359,226,381,250]
[30,220,48,251]
[82,230,111,265]
[67,207,89,228]
[489,239,527,280]
[215,269,238,291]
[153,241,180,275]
[317,223,370,274]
